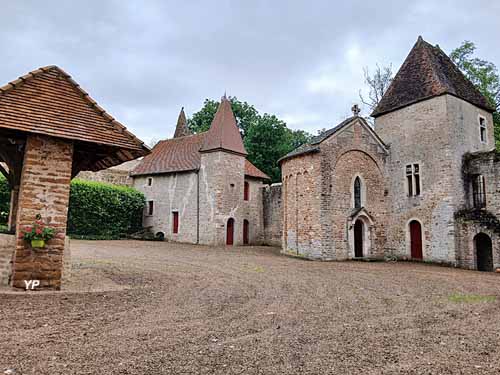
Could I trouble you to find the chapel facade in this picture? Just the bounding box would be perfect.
[280,37,499,270]
[131,98,270,246]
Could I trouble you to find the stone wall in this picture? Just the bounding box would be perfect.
[77,159,139,187]
[199,151,265,246]
[456,151,500,269]
[374,95,494,263]
[134,171,200,244]
[0,234,15,286]
[262,183,282,247]
[11,135,73,289]
[134,152,265,246]
[281,118,388,260]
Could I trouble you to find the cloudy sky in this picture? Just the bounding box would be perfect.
[1,1,499,144]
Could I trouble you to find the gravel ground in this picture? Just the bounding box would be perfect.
[1,240,500,375]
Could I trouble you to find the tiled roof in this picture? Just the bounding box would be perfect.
[200,97,247,155]
[372,37,495,117]
[244,159,270,180]
[173,107,192,138]
[132,132,269,180]
[132,132,206,176]
[0,66,149,152]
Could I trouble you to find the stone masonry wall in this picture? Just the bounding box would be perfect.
[11,135,74,290]
[375,95,494,263]
[0,234,15,286]
[281,152,322,258]
[456,151,500,269]
[134,172,199,244]
[317,120,388,260]
[199,151,264,246]
[262,183,282,247]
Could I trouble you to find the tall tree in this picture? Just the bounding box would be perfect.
[450,41,500,149]
[359,64,393,112]
[188,97,259,137]
[188,98,311,182]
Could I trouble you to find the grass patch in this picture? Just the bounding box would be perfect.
[448,294,496,303]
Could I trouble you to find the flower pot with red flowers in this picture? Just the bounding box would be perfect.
[21,215,55,249]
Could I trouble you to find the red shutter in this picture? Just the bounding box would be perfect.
[173,212,179,234]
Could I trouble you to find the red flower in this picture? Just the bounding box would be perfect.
[36,228,42,235]
[25,226,32,233]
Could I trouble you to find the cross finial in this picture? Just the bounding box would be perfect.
[351,104,361,116]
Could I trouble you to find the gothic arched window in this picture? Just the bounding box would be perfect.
[354,177,362,209]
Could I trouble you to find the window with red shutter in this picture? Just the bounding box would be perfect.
[172,212,179,234]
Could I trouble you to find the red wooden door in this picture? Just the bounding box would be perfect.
[172,212,179,234]
[226,218,234,245]
[410,221,423,260]
[243,220,249,245]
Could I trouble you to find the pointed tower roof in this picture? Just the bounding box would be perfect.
[173,107,191,138]
[200,96,247,155]
[372,36,495,117]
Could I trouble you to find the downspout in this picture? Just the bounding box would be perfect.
[196,170,200,244]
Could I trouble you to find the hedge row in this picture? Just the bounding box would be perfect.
[0,176,10,225]
[67,179,145,238]
[0,177,145,238]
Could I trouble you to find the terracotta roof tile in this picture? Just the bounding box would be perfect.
[0,65,149,152]
[200,97,247,155]
[244,159,270,180]
[132,132,268,180]
[372,37,495,117]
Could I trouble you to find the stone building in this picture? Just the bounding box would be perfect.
[280,36,499,271]
[76,159,140,187]
[131,98,270,246]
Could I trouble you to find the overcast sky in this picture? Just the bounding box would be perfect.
[1,1,499,144]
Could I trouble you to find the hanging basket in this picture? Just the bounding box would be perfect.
[31,239,46,248]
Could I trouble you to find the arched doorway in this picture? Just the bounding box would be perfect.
[409,220,423,260]
[243,220,249,245]
[354,219,364,258]
[475,233,493,272]
[226,218,234,246]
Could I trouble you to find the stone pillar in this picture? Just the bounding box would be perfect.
[11,135,74,290]
[7,187,19,232]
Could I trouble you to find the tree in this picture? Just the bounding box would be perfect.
[359,64,393,112]
[188,98,312,182]
[188,97,259,137]
[450,41,500,149]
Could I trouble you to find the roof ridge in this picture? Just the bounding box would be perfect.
[0,65,149,152]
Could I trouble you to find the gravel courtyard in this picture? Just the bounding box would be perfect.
[1,240,500,375]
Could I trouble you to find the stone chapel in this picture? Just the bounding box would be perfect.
[280,36,499,270]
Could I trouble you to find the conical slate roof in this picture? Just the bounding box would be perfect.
[371,36,495,117]
[200,96,247,155]
[173,107,191,138]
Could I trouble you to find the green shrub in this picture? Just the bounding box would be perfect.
[67,179,145,238]
[0,175,10,225]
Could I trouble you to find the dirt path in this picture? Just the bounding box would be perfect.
[1,240,500,374]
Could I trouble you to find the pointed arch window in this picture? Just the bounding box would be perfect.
[354,177,362,209]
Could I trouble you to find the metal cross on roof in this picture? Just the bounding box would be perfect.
[351,104,361,116]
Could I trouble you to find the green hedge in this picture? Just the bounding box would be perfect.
[0,175,10,225]
[67,179,145,238]
[0,177,145,237]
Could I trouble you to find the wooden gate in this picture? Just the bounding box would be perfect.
[354,220,364,258]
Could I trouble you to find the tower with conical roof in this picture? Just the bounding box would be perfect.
[173,107,191,138]
[198,95,249,245]
[373,36,495,264]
